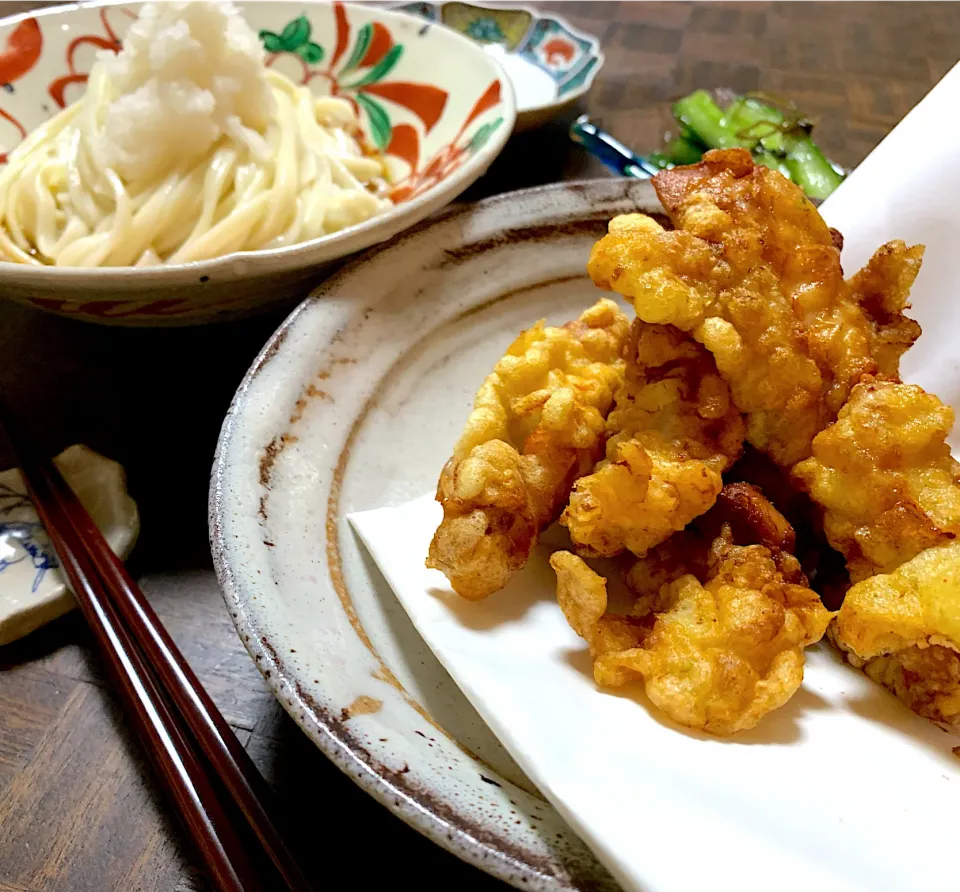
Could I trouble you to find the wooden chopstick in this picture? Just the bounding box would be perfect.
[0,413,313,892]
[4,433,260,891]
[30,437,313,892]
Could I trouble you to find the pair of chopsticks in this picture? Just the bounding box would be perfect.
[0,408,314,892]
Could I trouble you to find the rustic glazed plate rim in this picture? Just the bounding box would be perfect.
[210,177,662,889]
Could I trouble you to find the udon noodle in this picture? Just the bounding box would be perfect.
[0,2,392,267]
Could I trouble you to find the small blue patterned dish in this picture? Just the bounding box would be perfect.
[393,2,603,130]
[0,444,139,645]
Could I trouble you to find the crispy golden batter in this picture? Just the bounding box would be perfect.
[625,482,806,604]
[855,645,960,726]
[553,533,831,736]
[634,544,832,736]
[587,149,922,466]
[428,299,630,599]
[555,485,833,735]
[622,527,704,617]
[727,446,850,606]
[561,322,745,557]
[832,542,960,725]
[552,551,649,686]
[706,480,799,556]
[792,378,960,582]
[847,241,924,379]
[792,380,960,727]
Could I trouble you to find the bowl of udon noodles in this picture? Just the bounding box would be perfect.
[0,1,515,324]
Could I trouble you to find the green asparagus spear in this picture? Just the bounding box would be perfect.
[724,97,787,153]
[679,125,708,148]
[670,90,844,199]
[783,132,845,199]
[726,96,844,197]
[672,90,749,150]
[752,149,792,179]
[664,135,703,165]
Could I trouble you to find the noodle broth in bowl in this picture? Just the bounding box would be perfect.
[0,1,515,324]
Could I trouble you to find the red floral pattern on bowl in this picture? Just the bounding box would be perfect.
[0,2,513,324]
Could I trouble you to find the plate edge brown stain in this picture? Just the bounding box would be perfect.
[291,679,571,885]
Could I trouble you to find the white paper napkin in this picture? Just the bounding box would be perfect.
[819,61,960,439]
[349,63,960,892]
[351,496,959,892]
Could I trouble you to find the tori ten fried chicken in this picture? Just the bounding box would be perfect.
[427,299,629,600]
[792,378,960,583]
[425,147,949,736]
[554,484,832,735]
[833,541,960,726]
[587,149,922,466]
[793,379,960,725]
[561,320,745,558]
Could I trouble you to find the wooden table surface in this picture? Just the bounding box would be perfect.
[1,3,958,890]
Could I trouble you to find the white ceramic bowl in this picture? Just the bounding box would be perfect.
[0,1,515,325]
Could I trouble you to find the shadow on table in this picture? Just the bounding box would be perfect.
[0,299,291,574]
[249,698,509,890]
[0,611,507,889]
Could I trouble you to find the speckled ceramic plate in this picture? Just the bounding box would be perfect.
[393,2,603,131]
[210,179,660,890]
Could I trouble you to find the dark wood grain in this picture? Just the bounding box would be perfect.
[1,3,958,890]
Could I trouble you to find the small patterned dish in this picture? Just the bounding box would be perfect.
[0,2,514,325]
[0,444,139,646]
[394,2,603,130]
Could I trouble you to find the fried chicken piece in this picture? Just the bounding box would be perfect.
[588,149,922,466]
[428,299,630,599]
[624,482,806,605]
[792,378,960,726]
[555,484,833,735]
[792,378,960,582]
[636,543,831,735]
[553,537,831,736]
[832,542,960,725]
[726,447,818,555]
[622,527,704,618]
[706,481,798,555]
[552,551,649,687]
[727,446,851,606]
[847,241,924,379]
[561,321,745,557]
